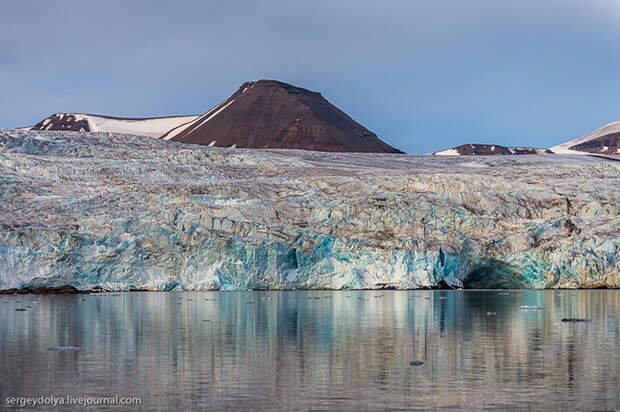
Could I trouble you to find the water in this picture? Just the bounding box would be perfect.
[1,290,618,411]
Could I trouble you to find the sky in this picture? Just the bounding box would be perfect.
[1,0,620,153]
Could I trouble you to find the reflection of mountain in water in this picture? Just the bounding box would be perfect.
[1,290,618,410]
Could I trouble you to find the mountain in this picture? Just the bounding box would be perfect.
[434,144,552,156]
[27,113,198,138]
[550,121,620,155]
[161,80,402,153]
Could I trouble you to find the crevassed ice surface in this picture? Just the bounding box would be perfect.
[0,129,619,290]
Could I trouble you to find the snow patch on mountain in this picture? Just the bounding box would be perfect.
[30,113,198,138]
[434,149,460,156]
[550,121,620,154]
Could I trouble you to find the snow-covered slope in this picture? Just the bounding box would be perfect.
[28,113,198,138]
[433,148,461,156]
[550,121,620,154]
[1,128,618,291]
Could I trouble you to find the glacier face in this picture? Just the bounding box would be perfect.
[0,128,618,291]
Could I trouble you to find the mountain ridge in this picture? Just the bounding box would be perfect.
[20,82,620,156]
[549,121,620,155]
[434,144,552,156]
[433,121,620,156]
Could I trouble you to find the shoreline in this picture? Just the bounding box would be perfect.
[1,285,616,295]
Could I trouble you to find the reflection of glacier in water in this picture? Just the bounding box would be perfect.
[1,290,618,410]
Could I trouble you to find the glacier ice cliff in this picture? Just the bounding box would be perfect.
[0,129,618,290]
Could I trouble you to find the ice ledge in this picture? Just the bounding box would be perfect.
[0,129,618,290]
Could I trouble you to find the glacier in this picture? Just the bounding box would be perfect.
[0,128,618,291]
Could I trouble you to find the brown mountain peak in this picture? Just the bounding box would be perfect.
[161,80,402,153]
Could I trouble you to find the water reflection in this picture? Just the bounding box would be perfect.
[0,290,618,410]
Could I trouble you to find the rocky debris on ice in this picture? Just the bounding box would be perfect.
[0,128,618,291]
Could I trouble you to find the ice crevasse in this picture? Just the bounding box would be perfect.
[0,129,618,291]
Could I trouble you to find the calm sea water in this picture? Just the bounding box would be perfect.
[0,290,618,411]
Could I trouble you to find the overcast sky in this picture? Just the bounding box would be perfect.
[2,0,619,153]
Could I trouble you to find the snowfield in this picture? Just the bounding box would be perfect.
[80,114,198,137]
[0,128,618,291]
[434,148,461,156]
[28,113,198,138]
